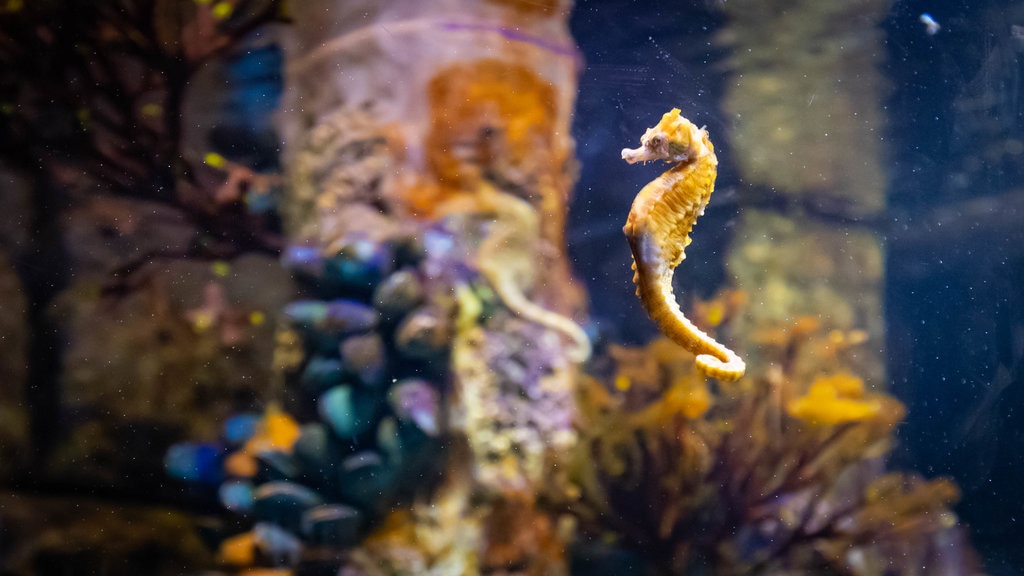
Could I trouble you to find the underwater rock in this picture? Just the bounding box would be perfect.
[281,244,325,277]
[164,442,223,484]
[255,450,301,482]
[300,356,347,396]
[718,0,889,213]
[284,299,378,334]
[219,479,255,514]
[223,412,261,445]
[292,423,343,492]
[728,210,885,384]
[340,333,386,388]
[57,255,293,494]
[375,416,403,465]
[302,503,364,548]
[390,233,427,269]
[275,3,585,572]
[388,379,441,437]
[372,269,425,321]
[253,522,303,566]
[322,239,394,293]
[318,385,379,440]
[337,451,394,513]
[394,305,451,361]
[253,481,325,533]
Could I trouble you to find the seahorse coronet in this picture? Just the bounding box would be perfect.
[622,108,745,382]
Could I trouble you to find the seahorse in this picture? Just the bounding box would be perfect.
[475,184,593,364]
[438,183,592,364]
[621,108,745,381]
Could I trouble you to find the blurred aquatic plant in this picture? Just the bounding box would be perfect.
[0,0,287,189]
[563,293,977,575]
[0,0,290,471]
[0,0,290,295]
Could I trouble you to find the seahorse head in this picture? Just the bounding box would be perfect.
[621,108,709,165]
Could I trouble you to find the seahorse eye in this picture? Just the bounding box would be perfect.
[647,134,666,150]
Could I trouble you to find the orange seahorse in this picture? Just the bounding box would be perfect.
[621,108,745,381]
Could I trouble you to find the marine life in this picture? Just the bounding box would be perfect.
[621,108,745,381]
[439,182,592,363]
[786,372,885,426]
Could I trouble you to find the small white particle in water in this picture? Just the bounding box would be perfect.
[920,13,941,36]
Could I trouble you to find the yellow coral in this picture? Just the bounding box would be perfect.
[636,376,711,421]
[217,531,256,566]
[224,404,301,478]
[786,372,881,426]
[244,404,301,454]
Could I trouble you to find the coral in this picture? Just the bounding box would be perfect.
[622,109,745,381]
[416,57,584,317]
[424,59,559,206]
[285,107,406,246]
[0,0,288,195]
[786,372,892,426]
[564,313,976,575]
[441,183,591,363]
[451,282,578,491]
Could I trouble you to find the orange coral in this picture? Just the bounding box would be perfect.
[690,289,747,333]
[786,372,885,426]
[218,531,256,566]
[244,404,301,453]
[643,338,713,419]
[222,404,301,478]
[406,59,559,217]
[605,338,712,418]
[567,312,970,574]
[407,58,584,317]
